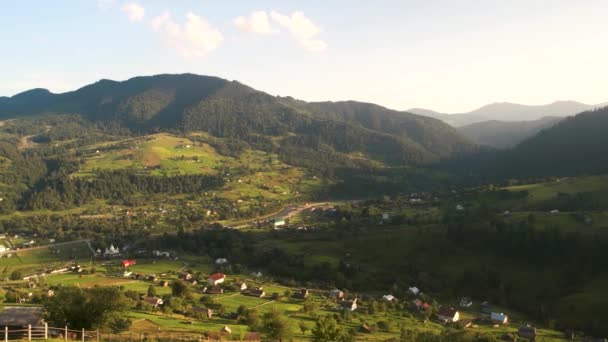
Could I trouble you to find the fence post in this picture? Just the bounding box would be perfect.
[65,326,69,341]
[82,328,85,342]
[28,324,32,341]
[45,322,48,340]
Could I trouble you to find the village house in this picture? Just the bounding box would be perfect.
[490,312,509,325]
[192,307,214,319]
[245,287,266,298]
[0,306,45,339]
[272,219,286,228]
[159,280,169,287]
[408,286,421,296]
[208,273,226,286]
[0,245,7,253]
[203,286,224,295]
[437,307,460,323]
[179,272,193,281]
[153,250,171,258]
[382,294,398,302]
[329,289,345,300]
[215,258,228,265]
[220,326,232,335]
[340,298,358,312]
[235,282,248,291]
[292,288,309,299]
[411,299,430,312]
[143,296,164,308]
[518,325,537,341]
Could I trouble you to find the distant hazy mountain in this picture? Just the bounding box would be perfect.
[458,116,563,149]
[459,107,608,178]
[409,100,605,127]
[0,73,478,167]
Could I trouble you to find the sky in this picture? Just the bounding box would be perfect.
[1,0,607,113]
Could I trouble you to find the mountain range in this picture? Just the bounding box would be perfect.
[457,116,563,149]
[409,100,606,127]
[0,74,478,168]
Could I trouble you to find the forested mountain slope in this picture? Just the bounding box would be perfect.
[0,74,478,167]
[458,116,563,149]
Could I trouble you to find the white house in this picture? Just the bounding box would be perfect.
[208,273,226,286]
[490,312,509,325]
[382,294,397,302]
[340,298,358,312]
[408,287,421,296]
[0,245,6,253]
[382,213,390,220]
[215,258,228,265]
[273,219,286,228]
[437,307,460,323]
[550,210,560,214]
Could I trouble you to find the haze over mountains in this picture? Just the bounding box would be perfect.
[409,100,607,148]
[408,100,606,127]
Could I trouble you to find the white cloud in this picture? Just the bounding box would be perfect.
[150,12,224,58]
[122,2,145,22]
[270,11,327,52]
[233,11,276,34]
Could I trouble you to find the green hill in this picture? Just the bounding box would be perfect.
[0,74,478,167]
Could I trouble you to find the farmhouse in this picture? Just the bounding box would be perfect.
[0,306,45,336]
[491,312,509,325]
[153,250,171,258]
[245,287,266,298]
[382,294,397,302]
[293,288,309,299]
[518,325,537,341]
[411,299,430,312]
[235,282,248,291]
[215,258,228,265]
[143,296,164,308]
[272,219,286,228]
[408,286,421,296]
[193,307,213,319]
[340,298,358,312]
[328,289,345,300]
[437,307,460,323]
[203,286,224,295]
[179,272,193,281]
[208,273,226,286]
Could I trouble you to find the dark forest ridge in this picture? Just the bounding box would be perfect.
[0,73,479,166]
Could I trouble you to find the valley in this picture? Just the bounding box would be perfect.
[0,74,607,341]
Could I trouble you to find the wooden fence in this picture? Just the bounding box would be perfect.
[2,325,258,341]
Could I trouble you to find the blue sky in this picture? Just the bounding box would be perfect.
[1,0,607,112]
